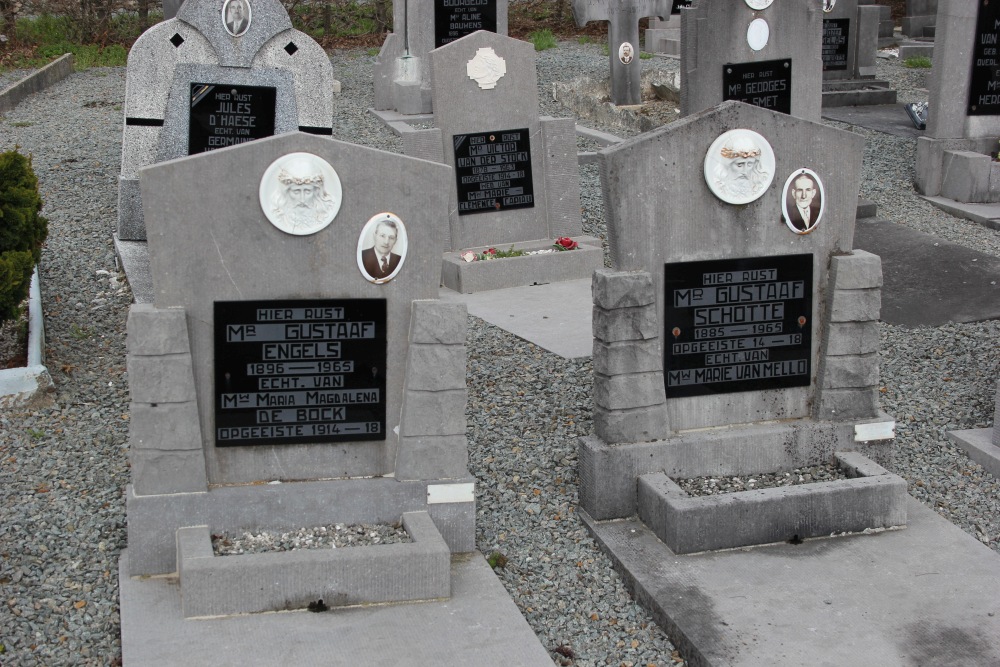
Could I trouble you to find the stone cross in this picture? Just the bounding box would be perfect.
[572,0,672,105]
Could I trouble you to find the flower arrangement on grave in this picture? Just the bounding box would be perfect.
[0,150,48,323]
[459,239,579,262]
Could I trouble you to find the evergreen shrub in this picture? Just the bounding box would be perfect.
[0,150,48,323]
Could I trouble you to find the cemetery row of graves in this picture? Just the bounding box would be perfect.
[0,0,998,664]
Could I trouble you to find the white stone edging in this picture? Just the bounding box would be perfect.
[0,268,53,407]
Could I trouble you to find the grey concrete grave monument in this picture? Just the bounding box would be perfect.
[117,0,336,241]
[581,100,903,555]
[645,13,682,56]
[916,0,1000,206]
[124,131,475,612]
[681,0,823,122]
[400,30,603,293]
[821,0,897,106]
[904,0,939,37]
[374,0,509,116]
[571,0,672,106]
[948,380,1000,479]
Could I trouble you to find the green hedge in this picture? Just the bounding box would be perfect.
[0,150,48,323]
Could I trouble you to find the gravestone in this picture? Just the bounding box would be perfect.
[681,0,823,122]
[580,100,902,554]
[821,0,897,106]
[903,0,939,37]
[400,30,603,293]
[948,380,1000,479]
[117,0,336,241]
[124,131,474,596]
[373,0,509,115]
[644,1,690,56]
[571,0,672,106]
[916,0,1000,204]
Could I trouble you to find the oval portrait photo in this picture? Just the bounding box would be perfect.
[222,0,252,37]
[357,212,408,284]
[781,168,825,234]
[258,152,342,236]
[703,128,776,205]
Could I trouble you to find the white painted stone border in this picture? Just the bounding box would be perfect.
[0,268,53,407]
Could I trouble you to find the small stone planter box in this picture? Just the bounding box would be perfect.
[0,269,53,408]
[441,236,604,294]
[637,452,907,555]
[176,511,450,618]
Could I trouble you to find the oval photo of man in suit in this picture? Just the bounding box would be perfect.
[781,168,825,235]
[357,212,407,284]
[222,0,251,37]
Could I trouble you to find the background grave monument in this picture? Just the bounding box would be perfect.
[644,1,690,56]
[374,0,509,116]
[821,0,897,106]
[571,0,672,106]
[916,0,1000,205]
[581,100,902,555]
[948,380,1000,479]
[681,0,823,122]
[903,0,939,37]
[400,30,603,293]
[117,0,336,241]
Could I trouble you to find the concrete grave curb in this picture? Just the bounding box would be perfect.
[637,451,908,554]
[0,268,54,408]
[177,511,450,617]
[441,236,605,293]
[0,54,74,115]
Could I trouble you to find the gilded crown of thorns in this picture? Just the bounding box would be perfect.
[720,147,761,159]
[277,169,324,185]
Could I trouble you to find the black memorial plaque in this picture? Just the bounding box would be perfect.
[664,255,813,399]
[188,83,277,155]
[722,59,792,115]
[214,299,386,447]
[968,0,1000,115]
[434,0,498,48]
[822,19,850,71]
[671,0,692,13]
[453,128,535,216]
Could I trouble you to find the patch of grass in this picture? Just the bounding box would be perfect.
[577,35,593,45]
[70,323,91,340]
[367,46,380,56]
[486,551,508,570]
[12,121,32,127]
[27,428,45,439]
[640,51,652,60]
[903,56,932,68]
[601,43,610,57]
[528,28,557,51]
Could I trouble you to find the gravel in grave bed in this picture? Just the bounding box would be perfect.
[212,523,411,556]
[674,462,850,496]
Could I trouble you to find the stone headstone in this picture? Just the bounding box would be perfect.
[821,0,897,106]
[125,131,473,580]
[645,13,683,56]
[374,0,509,115]
[580,100,900,551]
[681,0,823,122]
[117,0,336,241]
[400,30,603,293]
[916,0,1000,203]
[903,0,938,37]
[571,0,672,105]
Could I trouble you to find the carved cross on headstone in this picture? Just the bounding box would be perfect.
[572,0,672,105]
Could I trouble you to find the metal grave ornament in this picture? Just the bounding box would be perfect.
[357,212,408,284]
[259,152,342,236]
[664,255,813,399]
[703,129,775,205]
[467,47,507,90]
[781,169,825,234]
[214,298,387,446]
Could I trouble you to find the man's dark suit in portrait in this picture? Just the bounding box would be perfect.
[361,219,401,280]
[786,173,821,232]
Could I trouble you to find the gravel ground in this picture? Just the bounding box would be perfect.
[674,463,849,496]
[0,42,997,667]
[212,522,410,556]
